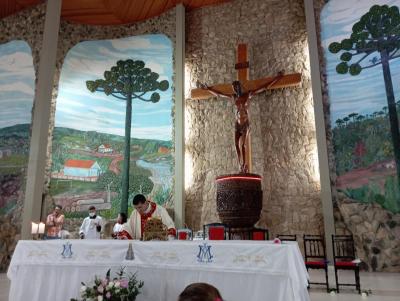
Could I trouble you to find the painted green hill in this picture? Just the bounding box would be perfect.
[53,126,172,156]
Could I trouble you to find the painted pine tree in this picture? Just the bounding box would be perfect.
[87,59,169,214]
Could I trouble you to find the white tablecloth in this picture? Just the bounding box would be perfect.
[7,240,310,301]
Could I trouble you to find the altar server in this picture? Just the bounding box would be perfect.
[79,206,103,239]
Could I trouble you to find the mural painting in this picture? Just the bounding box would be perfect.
[0,40,34,217]
[0,40,34,270]
[50,35,174,219]
[322,1,400,214]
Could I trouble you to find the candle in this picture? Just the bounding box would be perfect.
[38,222,45,234]
[31,222,38,234]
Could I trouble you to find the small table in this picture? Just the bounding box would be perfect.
[8,240,310,301]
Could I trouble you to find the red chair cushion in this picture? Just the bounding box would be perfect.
[178,232,187,240]
[306,261,326,268]
[252,231,265,240]
[209,227,225,240]
[335,261,357,267]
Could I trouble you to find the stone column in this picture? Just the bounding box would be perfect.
[304,0,335,261]
[174,3,185,228]
[21,0,62,239]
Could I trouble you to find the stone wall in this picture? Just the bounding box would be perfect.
[185,0,324,238]
[0,4,45,74]
[337,194,400,271]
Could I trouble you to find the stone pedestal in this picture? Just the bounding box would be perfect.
[216,173,263,228]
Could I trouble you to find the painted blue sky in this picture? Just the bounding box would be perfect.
[321,0,400,125]
[0,40,34,129]
[55,34,173,141]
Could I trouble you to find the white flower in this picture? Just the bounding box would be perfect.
[114,281,120,288]
[107,282,114,289]
[80,286,87,292]
[98,296,103,301]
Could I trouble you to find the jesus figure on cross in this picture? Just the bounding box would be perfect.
[191,44,301,174]
[197,73,284,173]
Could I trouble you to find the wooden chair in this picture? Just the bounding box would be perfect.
[303,235,329,292]
[250,228,269,240]
[277,234,297,241]
[332,235,361,294]
[176,228,193,240]
[203,223,230,240]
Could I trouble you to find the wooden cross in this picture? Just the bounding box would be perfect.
[190,44,301,173]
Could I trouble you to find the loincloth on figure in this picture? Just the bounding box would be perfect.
[235,120,250,136]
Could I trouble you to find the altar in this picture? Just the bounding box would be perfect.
[7,240,309,301]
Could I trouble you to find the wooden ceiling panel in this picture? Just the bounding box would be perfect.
[62,0,107,10]
[0,0,230,25]
[136,0,157,23]
[0,0,40,19]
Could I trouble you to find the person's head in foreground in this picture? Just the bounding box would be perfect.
[178,283,223,301]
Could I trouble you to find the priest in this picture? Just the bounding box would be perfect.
[119,194,176,240]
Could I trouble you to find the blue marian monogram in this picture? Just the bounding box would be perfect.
[61,241,73,258]
[197,243,213,263]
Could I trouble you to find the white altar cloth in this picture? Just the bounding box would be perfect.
[7,240,310,301]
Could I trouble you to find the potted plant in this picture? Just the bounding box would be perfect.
[71,267,144,301]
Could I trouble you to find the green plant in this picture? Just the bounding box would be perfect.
[383,176,400,213]
[342,176,400,213]
[97,171,120,192]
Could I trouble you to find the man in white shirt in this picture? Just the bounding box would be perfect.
[79,206,103,239]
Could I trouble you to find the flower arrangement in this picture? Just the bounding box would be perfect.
[71,267,144,301]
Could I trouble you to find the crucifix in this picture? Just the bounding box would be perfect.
[191,44,301,173]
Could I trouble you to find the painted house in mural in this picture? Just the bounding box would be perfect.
[63,159,102,179]
[0,149,12,159]
[97,144,113,154]
[158,146,170,154]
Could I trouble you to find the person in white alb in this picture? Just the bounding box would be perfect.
[79,206,103,239]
